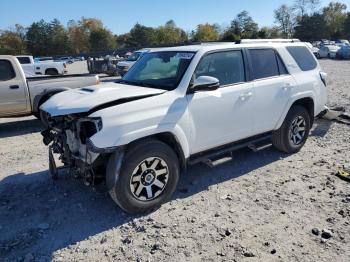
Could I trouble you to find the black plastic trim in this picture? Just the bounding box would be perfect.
[87,93,164,115]
[188,132,272,165]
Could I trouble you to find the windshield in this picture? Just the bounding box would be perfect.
[126,52,142,61]
[122,51,195,91]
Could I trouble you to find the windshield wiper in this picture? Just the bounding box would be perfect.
[136,81,158,88]
[119,80,163,90]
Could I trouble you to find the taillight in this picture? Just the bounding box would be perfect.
[320,71,327,86]
[63,63,67,68]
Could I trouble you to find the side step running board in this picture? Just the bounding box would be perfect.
[248,143,272,152]
[188,134,272,166]
[205,154,233,168]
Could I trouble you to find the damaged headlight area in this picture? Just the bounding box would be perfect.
[41,113,110,185]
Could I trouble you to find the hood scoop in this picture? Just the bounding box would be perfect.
[80,87,95,93]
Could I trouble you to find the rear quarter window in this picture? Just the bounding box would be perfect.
[286,46,317,71]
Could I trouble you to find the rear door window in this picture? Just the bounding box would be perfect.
[286,46,317,71]
[0,60,16,81]
[194,50,246,86]
[248,49,279,80]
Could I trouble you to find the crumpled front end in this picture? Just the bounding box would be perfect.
[41,112,113,185]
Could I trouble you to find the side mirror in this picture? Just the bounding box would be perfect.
[191,76,220,92]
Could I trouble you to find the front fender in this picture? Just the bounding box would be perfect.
[33,87,70,113]
[90,123,191,159]
[274,91,315,130]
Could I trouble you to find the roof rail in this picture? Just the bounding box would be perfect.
[237,39,301,44]
[199,42,236,45]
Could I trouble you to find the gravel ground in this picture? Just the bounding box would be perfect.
[0,60,349,262]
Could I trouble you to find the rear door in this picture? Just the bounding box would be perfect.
[247,48,295,134]
[0,58,29,116]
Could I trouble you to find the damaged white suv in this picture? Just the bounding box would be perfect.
[41,41,327,213]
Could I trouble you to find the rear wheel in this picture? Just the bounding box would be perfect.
[272,105,311,153]
[109,139,179,214]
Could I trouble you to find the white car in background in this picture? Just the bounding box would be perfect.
[16,55,67,76]
[317,45,340,59]
[116,49,150,76]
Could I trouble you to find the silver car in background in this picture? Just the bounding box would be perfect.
[317,45,341,59]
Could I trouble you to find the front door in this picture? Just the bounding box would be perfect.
[0,59,28,116]
[187,50,254,154]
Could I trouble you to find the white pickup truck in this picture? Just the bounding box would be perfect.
[41,41,328,213]
[16,55,67,76]
[0,55,100,118]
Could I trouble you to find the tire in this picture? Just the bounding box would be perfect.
[272,105,311,154]
[33,96,52,125]
[45,69,58,75]
[109,139,180,214]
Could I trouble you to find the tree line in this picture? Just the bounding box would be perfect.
[0,1,349,56]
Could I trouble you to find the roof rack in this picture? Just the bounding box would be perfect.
[237,39,301,44]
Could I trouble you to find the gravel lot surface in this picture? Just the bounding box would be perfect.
[0,60,349,262]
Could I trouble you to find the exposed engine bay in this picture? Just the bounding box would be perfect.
[41,113,109,185]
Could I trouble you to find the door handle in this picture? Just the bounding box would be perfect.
[245,92,253,97]
[9,85,19,89]
[283,83,293,90]
[239,92,253,100]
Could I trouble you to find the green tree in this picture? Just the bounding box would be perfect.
[344,12,350,37]
[67,17,105,53]
[191,23,220,42]
[0,24,27,55]
[274,4,296,38]
[26,19,70,56]
[26,20,51,56]
[126,23,156,47]
[115,33,130,48]
[258,26,282,39]
[154,20,188,45]
[235,11,259,39]
[89,28,116,52]
[322,2,347,38]
[294,13,330,40]
[49,19,71,55]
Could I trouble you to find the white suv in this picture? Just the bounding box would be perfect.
[41,41,327,213]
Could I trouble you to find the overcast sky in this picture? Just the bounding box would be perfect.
[1,0,349,34]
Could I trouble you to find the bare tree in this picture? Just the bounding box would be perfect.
[274,5,295,38]
[294,0,321,18]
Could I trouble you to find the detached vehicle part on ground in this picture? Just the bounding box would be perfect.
[41,41,328,214]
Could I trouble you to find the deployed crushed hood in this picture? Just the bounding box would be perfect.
[41,82,164,116]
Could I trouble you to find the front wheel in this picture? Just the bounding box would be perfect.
[109,140,179,214]
[272,105,311,154]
